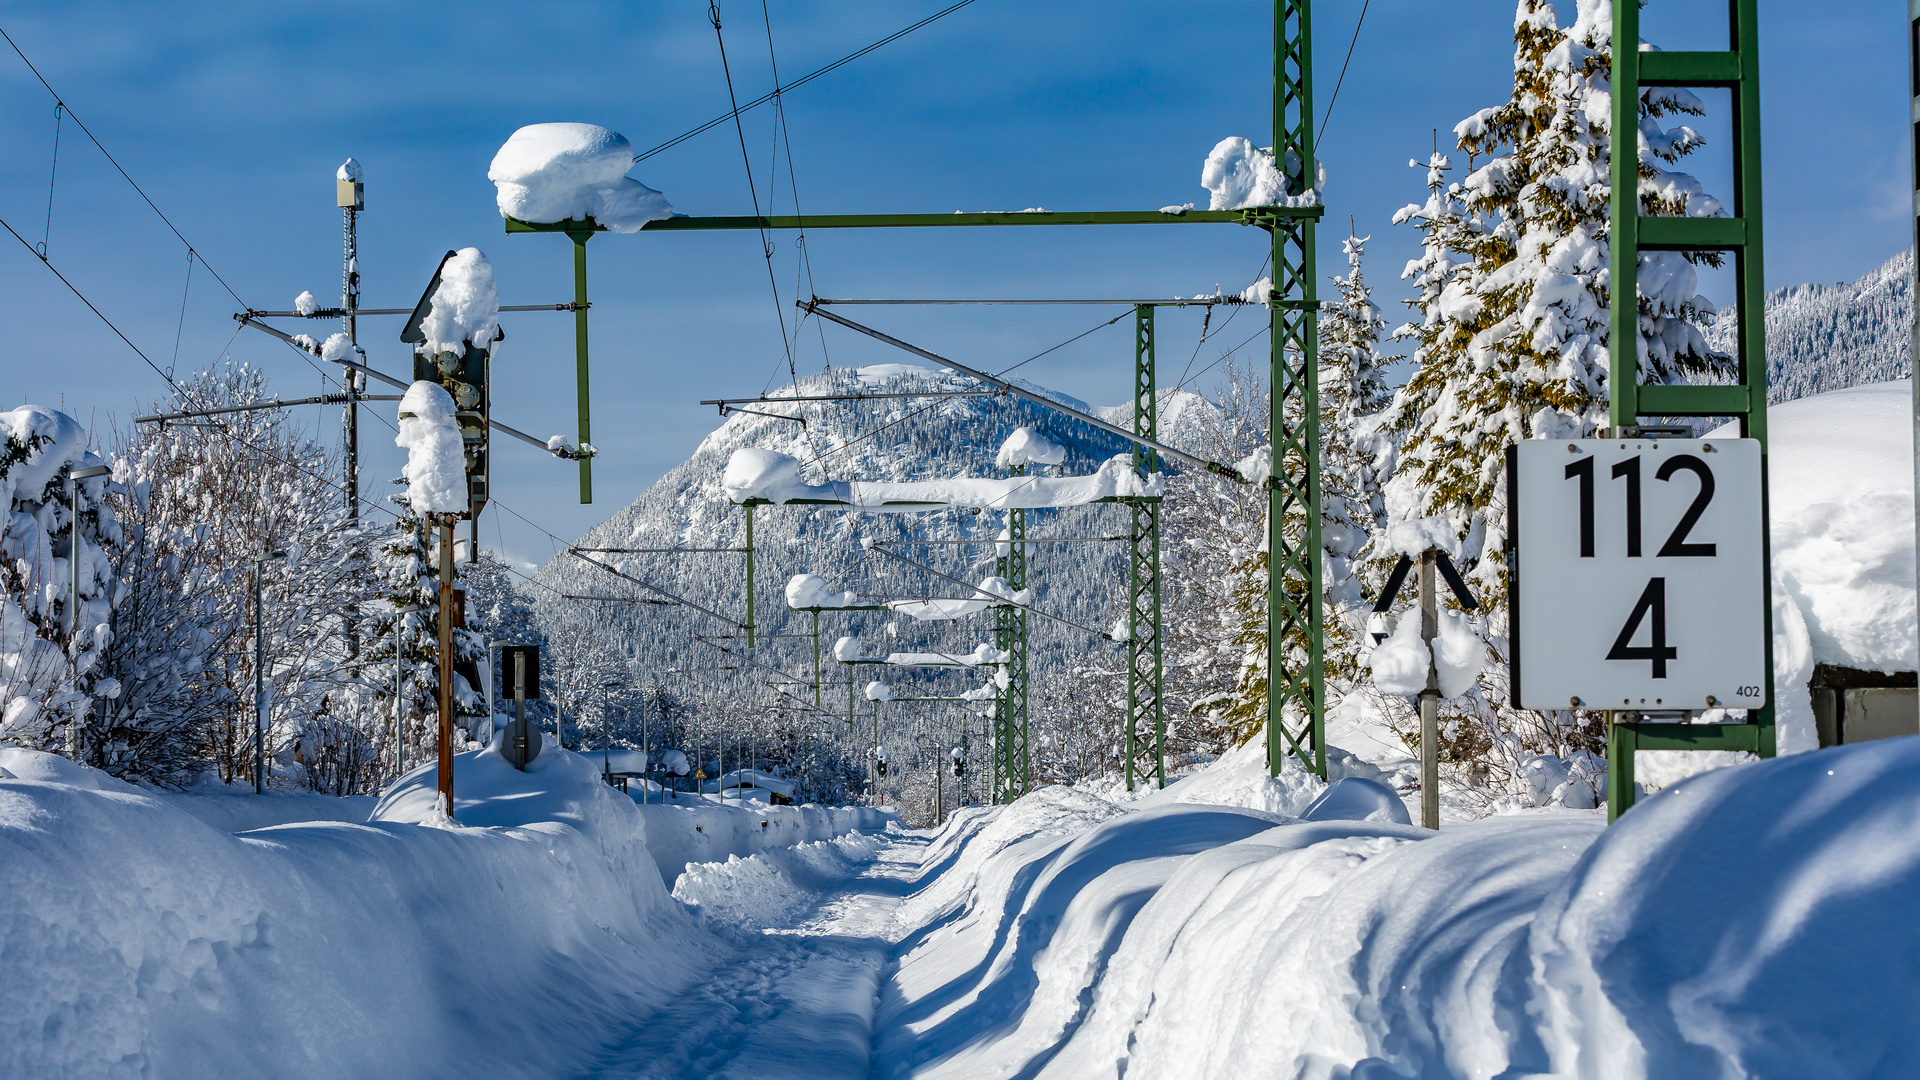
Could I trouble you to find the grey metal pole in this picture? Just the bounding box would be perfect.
[254,558,265,794]
[394,616,405,776]
[65,464,111,762]
[1418,549,1440,830]
[67,469,81,761]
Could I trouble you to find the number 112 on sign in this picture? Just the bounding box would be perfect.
[1506,439,1768,712]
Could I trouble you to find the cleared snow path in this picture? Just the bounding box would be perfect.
[579,831,928,1079]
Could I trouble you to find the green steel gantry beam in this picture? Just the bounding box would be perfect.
[1124,306,1165,791]
[1264,0,1326,780]
[1605,0,1771,821]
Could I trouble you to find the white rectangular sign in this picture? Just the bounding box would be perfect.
[1508,438,1767,711]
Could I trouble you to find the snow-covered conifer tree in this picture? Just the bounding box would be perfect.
[1380,0,1731,606]
[0,406,122,763]
[1317,233,1401,677]
[1370,0,1735,791]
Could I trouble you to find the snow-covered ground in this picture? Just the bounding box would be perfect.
[8,725,1919,1078]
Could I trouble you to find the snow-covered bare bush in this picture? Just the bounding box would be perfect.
[108,365,381,789]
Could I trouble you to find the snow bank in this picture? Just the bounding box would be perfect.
[0,744,702,1079]
[672,831,888,931]
[395,381,466,513]
[1133,733,1325,816]
[487,123,673,233]
[786,572,859,609]
[995,426,1066,469]
[418,247,499,358]
[1299,775,1411,825]
[634,798,894,886]
[721,447,1161,508]
[878,799,1292,1076]
[881,734,1920,1078]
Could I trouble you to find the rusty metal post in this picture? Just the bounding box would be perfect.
[437,516,456,816]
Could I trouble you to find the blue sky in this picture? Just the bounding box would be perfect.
[0,0,1905,569]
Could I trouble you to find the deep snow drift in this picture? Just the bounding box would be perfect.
[0,739,891,1079]
[866,735,1920,1079]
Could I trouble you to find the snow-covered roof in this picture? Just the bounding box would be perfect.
[722,448,1159,509]
[1755,381,1916,678]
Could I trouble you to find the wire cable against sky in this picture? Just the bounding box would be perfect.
[2,24,251,311]
[709,2,801,397]
[1319,0,1371,133]
[634,0,982,164]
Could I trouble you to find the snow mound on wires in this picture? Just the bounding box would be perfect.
[866,681,893,702]
[318,332,357,365]
[488,123,674,234]
[1201,136,1322,210]
[419,247,500,358]
[720,447,1162,508]
[293,289,318,316]
[887,576,1029,622]
[833,635,864,661]
[785,573,859,610]
[996,426,1066,468]
[395,382,467,514]
[885,642,1007,667]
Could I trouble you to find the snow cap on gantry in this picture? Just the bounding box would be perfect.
[996,426,1066,469]
[488,123,674,233]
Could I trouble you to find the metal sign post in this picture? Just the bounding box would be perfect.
[502,644,541,769]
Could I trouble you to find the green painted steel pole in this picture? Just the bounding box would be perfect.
[1266,0,1325,780]
[744,504,755,648]
[569,230,593,503]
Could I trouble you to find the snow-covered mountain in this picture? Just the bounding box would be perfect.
[1706,247,1912,403]
[531,364,1218,720]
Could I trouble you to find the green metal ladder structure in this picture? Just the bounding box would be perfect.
[508,0,1330,797]
[1122,306,1166,791]
[1605,0,1772,821]
[994,465,1031,803]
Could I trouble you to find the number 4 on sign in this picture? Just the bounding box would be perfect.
[1606,577,1676,678]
